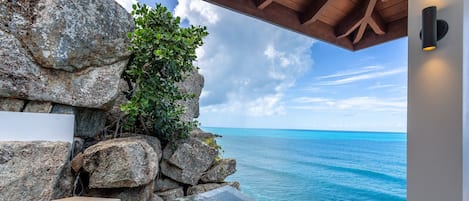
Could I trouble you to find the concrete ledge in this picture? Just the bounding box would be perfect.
[52,197,120,201]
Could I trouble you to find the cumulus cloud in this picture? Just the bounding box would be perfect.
[114,0,137,12]
[174,0,314,116]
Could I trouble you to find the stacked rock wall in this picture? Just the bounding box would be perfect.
[0,1,240,201]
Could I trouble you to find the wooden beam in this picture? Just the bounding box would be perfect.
[354,17,407,50]
[353,22,367,44]
[335,1,367,38]
[369,11,386,35]
[299,0,330,25]
[335,0,387,44]
[255,0,272,9]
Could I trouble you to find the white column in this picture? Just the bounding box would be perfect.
[408,0,468,200]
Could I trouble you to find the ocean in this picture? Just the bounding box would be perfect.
[202,127,407,201]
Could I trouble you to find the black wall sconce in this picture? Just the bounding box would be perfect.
[421,6,449,51]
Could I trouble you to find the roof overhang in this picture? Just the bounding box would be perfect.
[203,0,408,51]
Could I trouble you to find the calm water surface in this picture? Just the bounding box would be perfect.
[202,127,407,201]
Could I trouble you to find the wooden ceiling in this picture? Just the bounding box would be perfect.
[203,0,408,51]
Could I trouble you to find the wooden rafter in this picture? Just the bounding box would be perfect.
[336,0,386,44]
[255,0,273,9]
[300,0,330,25]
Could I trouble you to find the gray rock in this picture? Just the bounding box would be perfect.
[201,159,237,183]
[178,71,204,122]
[190,128,221,141]
[187,182,240,195]
[106,79,130,124]
[87,182,154,201]
[0,29,127,109]
[72,137,85,155]
[156,187,184,201]
[23,101,53,113]
[121,133,162,161]
[154,177,182,192]
[0,0,133,72]
[0,98,25,112]
[52,104,106,138]
[151,194,165,201]
[161,138,218,185]
[83,137,159,188]
[0,141,73,201]
[75,108,107,138]
[160,160,201,186]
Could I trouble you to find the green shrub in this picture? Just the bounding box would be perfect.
[120,3,208,142]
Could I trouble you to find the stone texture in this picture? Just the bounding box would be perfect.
[156,187,184,201]
[0,97,25,112]
[23,101,53,113]
[178,71,204,122]
[71,152,84,172]
[121,133,162,161]
[0,0,133,72]
[187,182,240,195]
[0,141,73,201]
[160,160,200,186]
[154,177,181,192]
[151,194,164,201]
[0,0,133,110]
[0,29,127,109]
[87,183,153,201]
[190,128,221,141]
[83,137,159,188]
[161,138,218,185]
[201,159,237,183]
[73,137,85,154]
[52,105,106,138]
[106,79,130,124]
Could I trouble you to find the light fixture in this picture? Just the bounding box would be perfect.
[421,6,449,51]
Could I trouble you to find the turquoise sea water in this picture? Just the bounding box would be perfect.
[202,127,407,201]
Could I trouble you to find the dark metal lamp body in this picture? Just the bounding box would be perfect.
[421,6,449,51]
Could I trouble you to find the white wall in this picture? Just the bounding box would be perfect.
[0,111,74,143]
[408,0,468,200]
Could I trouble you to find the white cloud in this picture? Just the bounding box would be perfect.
[291,96,406,112]
[114,0,137,12]
[317,67,406,86]
[317,65,382,79]
[201,93,286,117]
[175,0,315,116]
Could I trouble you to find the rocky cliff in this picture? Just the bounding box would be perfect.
[0,1,238,201]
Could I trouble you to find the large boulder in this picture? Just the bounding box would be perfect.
[161,138,218,185]
[82,137,159,188]
[0,0,133,109]
[200,158,237,183]
[178,71,204,122]
[0,0,133,72]
[0,141,73,201]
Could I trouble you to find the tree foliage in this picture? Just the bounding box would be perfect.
[121,3,208,142]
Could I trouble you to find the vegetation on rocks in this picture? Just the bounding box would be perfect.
[121,3,208,142]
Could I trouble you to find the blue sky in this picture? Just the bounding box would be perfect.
[116,0,408,132]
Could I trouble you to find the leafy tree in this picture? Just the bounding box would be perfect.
[120,3,208,142]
